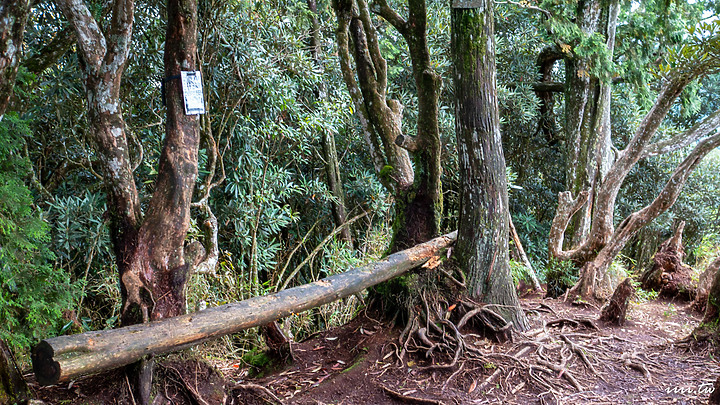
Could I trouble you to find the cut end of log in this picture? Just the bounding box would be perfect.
[32,341,61,386]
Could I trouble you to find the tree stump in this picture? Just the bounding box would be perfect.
[640,221,697,300]
[693,257,720,313]
[600,278,634,325]
[0,339,29,405]
[261,321,294,364]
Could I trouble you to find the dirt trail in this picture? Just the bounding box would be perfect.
[229,296,717,405]
[31,295,718,404]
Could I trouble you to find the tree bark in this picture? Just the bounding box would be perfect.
[639,221,696,300]
[31,231,457,386]
[58,0,201,400]
[569,131,720,299]
[451,0,528,331]
[0,0,31,119]
[599,277,633,325]
[563,0,619,248]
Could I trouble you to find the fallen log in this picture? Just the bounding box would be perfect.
[32,231,457,386]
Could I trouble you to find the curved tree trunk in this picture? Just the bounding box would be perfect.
[333,0,442,252]
[451,0,528,331]
[569,132,720,299]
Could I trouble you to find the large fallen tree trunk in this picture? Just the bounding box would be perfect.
[32,231,457,386]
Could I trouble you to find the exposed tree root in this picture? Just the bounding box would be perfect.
[231,383,283,404]
[381,385,446,404]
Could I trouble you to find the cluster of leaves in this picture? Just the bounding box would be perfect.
[0,114,78,355]
[544,258,577,298]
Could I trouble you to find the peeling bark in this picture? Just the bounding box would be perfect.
[452,0,528,331]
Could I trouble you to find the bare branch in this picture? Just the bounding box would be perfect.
[642,108,720,159]
[370,0,408,36]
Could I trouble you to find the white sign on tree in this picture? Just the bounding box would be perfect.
[180,71,206,115]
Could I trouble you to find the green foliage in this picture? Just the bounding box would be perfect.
[0,114,78,356]
[509,259,529,286]
[693,233,720,270]
[544,258,578,298]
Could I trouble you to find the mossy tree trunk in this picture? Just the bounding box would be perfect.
[333,0,442,252]
[451,0,528,331]
[547,8,720,299]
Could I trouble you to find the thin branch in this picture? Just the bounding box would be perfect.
[279,212,368,291]
[370,0,408,36]
[642,108,720,158]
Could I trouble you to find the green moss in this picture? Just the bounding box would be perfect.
[341,352,367,374]
[242,350,278,377]
[379,165,394,178]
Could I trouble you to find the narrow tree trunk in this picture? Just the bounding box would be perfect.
[451,0,528,331]
[509,216,542,292]
[308,0,352,244]
[0,339,28,405]
[0,0,31,119]
[692,257,720,342]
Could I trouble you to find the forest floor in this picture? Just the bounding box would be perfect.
[31,293,718,404]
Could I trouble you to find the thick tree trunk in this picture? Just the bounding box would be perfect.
[562,0,619,248]
[451,0,528,331]
[0,0,30,119]
[58,0,201,401]
[32,232,457,386]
